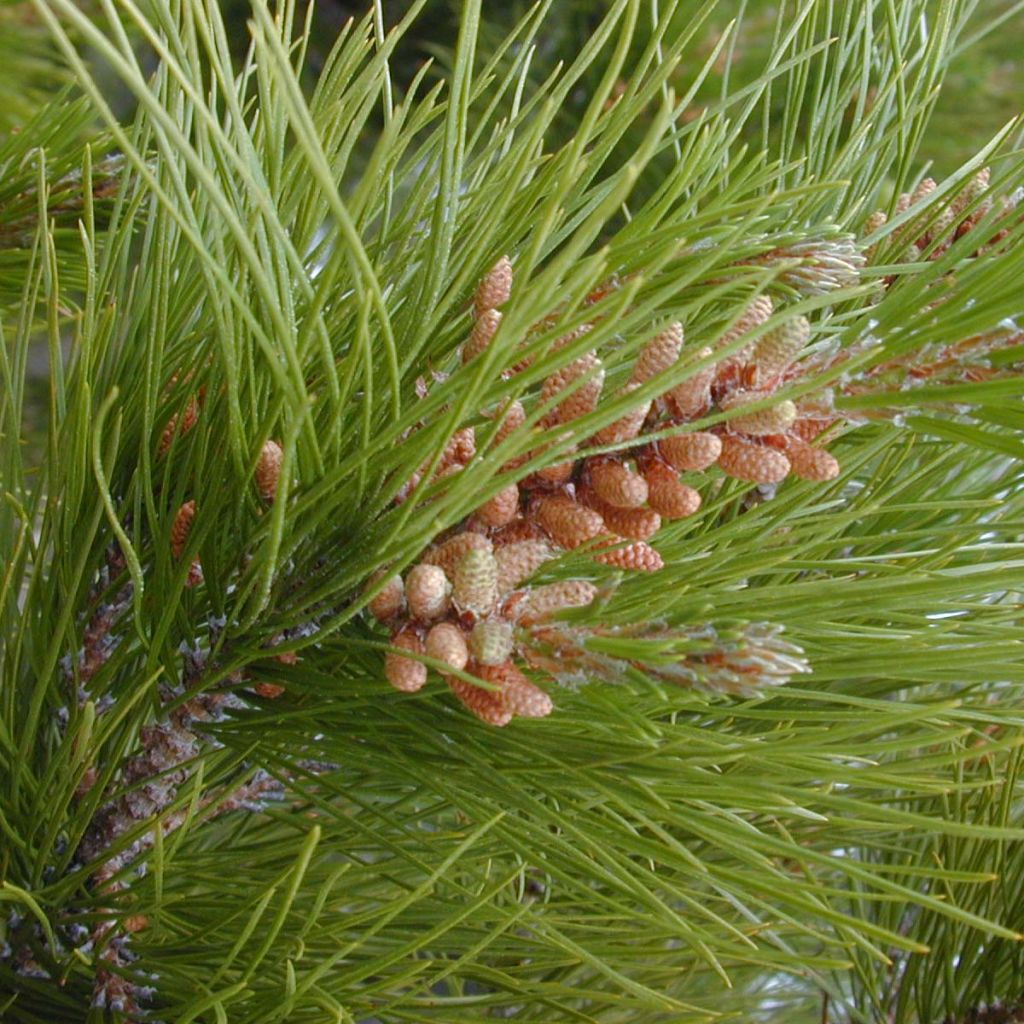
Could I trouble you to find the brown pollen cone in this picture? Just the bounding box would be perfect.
[477,661,553,718]
[588,458,649,508]
[659,432,722,471]
[642,461,701,519]
[385,628,428,692]
[717,435,791,484]
[476,482,520,528]
[595,539,664,571]
[578,486,661,540]
[448,676,514,726]
[473,255,513,318]
[534,494,606,549]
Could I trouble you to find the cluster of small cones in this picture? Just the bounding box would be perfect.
[863,166,1019,267]
[368,534,590,724]
[522,620,810,696]
[825,322,1024,412]
[460,258,842,548]
[373,257,846,722]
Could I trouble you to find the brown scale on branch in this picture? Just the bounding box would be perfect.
[69,545,133,689]
[71,635,290,1013]
[942,1004,1024,1024]
[372,260,854,722]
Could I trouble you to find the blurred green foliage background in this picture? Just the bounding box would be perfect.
[216,0,1022,174]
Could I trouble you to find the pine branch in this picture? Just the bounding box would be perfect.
[0,0,1022,1021]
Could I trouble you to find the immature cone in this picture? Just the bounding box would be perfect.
[170,501,196,560]
[425,622,469,672]
[256,439,284,502]
[424,532,492,575]
[476,482,520,528]
[367,572,404,622]
[452,548,500,617]
[595,540,664,572]
[171,501,203,588]
[474,255,513,317]
[630,321,684,385]
[431,463,464,497]
[588,459,648,508]
[863,210,889,261]
[541,352,605,424]
[463,309,502,364]
[385,628,427,693]
[717,435,791,484]
[715,295,776,375]
[899,242,923,266]
[592,384,651,446]
[667,348,715,418]
[864,208,888,236]
[863,210,888,236]
[783,436,841,481]
[405,564,451,621]
[469,619,514,666]
[952,167,991,221]
[514,580,598,625]
[394,470,423,506]
[921,201,957,247]
[477,661,553,718]
[448,677,513,727]
[750,316,810,383]
[580,491,661,540]
[730,294,775,337]
[552,322,594,353]
[534,495,606,550]
[659,431,722,471]
[911,177,937,205]
[158,395,200,456]
[494,540,555,592]
[719,390,798,435]
[642,461,701,519]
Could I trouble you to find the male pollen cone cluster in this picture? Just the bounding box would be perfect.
[863,166,1019,269]
[368,256,846,724]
